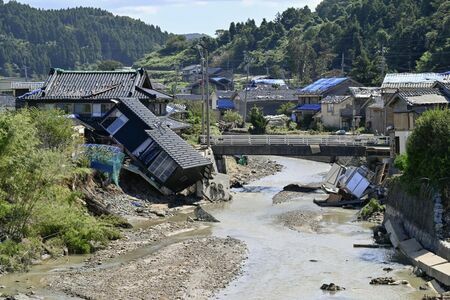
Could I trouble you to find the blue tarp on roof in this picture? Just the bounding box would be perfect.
[295,104,321,111]
[217,99,235,110]
[299,77,347,93]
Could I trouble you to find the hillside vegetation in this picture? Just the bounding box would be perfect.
[138,0,449,86]
[0,1,169,78]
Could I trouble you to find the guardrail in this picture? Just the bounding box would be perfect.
[200,135,390,147]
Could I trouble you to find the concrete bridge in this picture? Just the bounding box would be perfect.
[200,135,390,157]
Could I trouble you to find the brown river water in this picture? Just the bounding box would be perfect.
[0,157,429,299]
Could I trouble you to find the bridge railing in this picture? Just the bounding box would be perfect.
[200,135,390,146]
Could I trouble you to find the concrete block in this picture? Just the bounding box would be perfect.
[411,250,448,275]
[427,279,446,294]
[429,262,450,286]
[399,238,423,256]
[385,219,408,248]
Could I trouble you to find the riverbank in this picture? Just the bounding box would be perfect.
[0,156,283,299]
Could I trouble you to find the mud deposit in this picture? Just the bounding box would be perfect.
[277,210,323,233]
[48,237,246,300]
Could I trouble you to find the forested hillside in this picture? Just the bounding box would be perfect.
[0,1,169,78]
[137,0,449,85]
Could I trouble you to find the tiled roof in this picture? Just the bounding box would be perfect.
[349,87,381,98]
[136,87,173,100]
[396,88,449,105]
[298,77,348,94]
[367,96,384,109]
[146,128,211,169]
[21,68,164,101]
[381,73,447,89]
[158,117,191,131]
[321,95,351,104]
[119,97,160,127]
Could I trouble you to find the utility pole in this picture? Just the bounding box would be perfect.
[198,42,210,148]
[380,46,386,79]
[173,64,180,96]
[23,65,29,82]
[198,47,206,136]
[205,48,210,149]
[341,52,345,76]
[243,52,252,122]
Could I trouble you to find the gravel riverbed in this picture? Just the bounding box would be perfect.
[48,237,247,300]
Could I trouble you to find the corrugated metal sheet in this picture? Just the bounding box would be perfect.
[298,77,347,94]
[349,87,381,98]
[381,73,447,89]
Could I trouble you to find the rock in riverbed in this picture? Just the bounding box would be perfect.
[320,283,345,292]
[369,277,408,285]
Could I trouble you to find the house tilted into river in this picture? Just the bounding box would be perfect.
[16,68,212,194]
[101,97,211,194]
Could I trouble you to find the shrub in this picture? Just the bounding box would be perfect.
[360,198,385,220]
[394,153,408,171]
[223,110,243,124]
[404,109,450,191]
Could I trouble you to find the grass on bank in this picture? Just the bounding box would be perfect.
[0,109,121,273]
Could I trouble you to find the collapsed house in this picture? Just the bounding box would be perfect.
[316,163,386,207]
[101,97,212,194]
[16,68,211,195]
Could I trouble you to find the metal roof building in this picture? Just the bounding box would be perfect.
[381,73,448,89]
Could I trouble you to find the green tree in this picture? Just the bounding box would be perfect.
[276,102,296,116]
[249,106,268,134]
[404,109,450,191]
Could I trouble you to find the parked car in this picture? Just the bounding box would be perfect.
[335,129,346,135]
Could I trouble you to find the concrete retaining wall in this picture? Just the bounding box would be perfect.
[384,181,450,261]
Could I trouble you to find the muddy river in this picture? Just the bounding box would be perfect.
[210,157,426,300]
[0,157,428,299]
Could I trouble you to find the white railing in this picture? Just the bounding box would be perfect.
[200,135,390,147]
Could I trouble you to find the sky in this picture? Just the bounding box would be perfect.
[8,0,323,35]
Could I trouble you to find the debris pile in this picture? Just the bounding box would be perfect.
[314,162,388,209]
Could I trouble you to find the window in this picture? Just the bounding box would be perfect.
[56,103,73,114]
[132,138,152,157]
[74,103,92,115]
[327,103,334,113]
[44,104,56,110]
[92,104,102,117]
[106,114,128,135]
[101,103,114,115]
[148,151,177,183]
